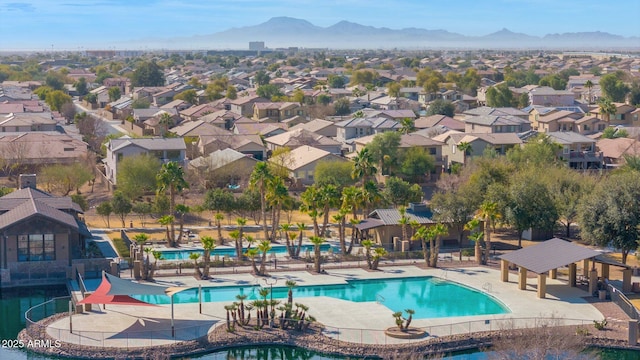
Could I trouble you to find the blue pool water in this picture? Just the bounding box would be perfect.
[133,276,509,319]
[158,243,333,260]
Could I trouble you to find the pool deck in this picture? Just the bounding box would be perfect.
[45,265,605,347]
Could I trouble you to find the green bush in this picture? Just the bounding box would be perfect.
[461,248,474,257]
[112,237,130,259]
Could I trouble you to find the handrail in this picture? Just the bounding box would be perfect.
[76,268,87,298]
[375,293,385,304]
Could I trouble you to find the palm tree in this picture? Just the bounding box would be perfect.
[158,112,173,136]
[175,204,190,245]
[412,226,430,264]
[285,280,297,306]
[295,222,306,257]
[341,185,362,219]
[189,252,201,278]
[309,236,325,273]
[332,210,347,254]
[399,117,415,134]
[427,223,449,268]
[281,223,294,257]
[266,176,289,241]
[598,98,617,122]
[371,247,387,270]
[348,218,359,254]
[300,186,321,237]
[585,80,594,105]
[478,201,500,263]
[465,218,483,264]
[246,248,260,275]
[362,180,383,217]
[201,235,215,279]
[352,147,377,186]
[318,184,340,237]
[249,162,273,241]
[398,206,409,243]
[132,233,149,263]
[215,213,224,245]
[235,217,247,258]
[258,240,272,275]
[361,239,386,270]
[457,141,472,157]
[156,161,189,247]
[149,250,163,280]
[158,215,175,247]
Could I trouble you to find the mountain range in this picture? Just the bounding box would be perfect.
[134,17,639,50]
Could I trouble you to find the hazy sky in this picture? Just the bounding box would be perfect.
[1,0,639,50]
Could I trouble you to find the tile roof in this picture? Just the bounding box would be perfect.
[464,114,529,126]
[109,137,186,152]
[189,148,257,170]
[270,145,344,170]
[0,187,83,231]
[265,128,341,147]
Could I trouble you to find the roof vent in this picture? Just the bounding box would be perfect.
[19,174,37,189]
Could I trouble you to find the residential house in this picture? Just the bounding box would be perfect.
[199,109,246,130]
[574,116,607,135]
[104,137,186,185]
[160,99,191,113]
[415,115,465,132]
[592,103,639,126]
[264,128,342,154]
[188,148,258,189]
[197,134,266,160]
[533,110,584,132]
[0,176,92,288]
[463,106,529,120]
[596,138,640,168]
[169,120,226,158]
[335,117,400,143]
[355,203,464,250]
[0,113,57,132]
[89,86,110,108]
[179,103,219,122]
[528,87,576,107]
[252,102,307,122]
[463,114,531,134]
[435,131,522,167]
[290,119,338,138]
[545,131,603,169]
[268,145,348,186]
[230,95,269,117]
[0,132,88,171]
[103,78,130,95]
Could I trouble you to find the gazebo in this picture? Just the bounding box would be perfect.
[499,238,633,298]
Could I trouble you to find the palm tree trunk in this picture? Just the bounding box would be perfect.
[203,250,210,279]
[421,239,429,264]
[314,246,321,273]
[339,217,346,254]
[483,219,491,265]
[261,187,268,241]
[321,205,330,237]
[169,187,176,247]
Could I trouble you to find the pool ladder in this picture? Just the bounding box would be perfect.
[482,282,493,293]
[376,293,385,304]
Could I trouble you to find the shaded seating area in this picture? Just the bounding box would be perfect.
[499,238,633,299]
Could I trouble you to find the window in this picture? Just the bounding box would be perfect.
[18,234,55,262]
[429,148,437,155]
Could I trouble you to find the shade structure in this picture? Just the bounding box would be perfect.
[76,272,192,306]
[499,238,601,274]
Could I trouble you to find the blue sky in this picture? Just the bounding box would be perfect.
[1,0,638,50]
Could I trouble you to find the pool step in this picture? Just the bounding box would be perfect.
[376,293,385,304]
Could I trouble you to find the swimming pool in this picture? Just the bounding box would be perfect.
[132,276,509,319]
[157,243,334,260]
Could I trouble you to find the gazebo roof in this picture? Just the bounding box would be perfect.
[499,238,601,274]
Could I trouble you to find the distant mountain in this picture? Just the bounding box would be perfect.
[141,17,640,50]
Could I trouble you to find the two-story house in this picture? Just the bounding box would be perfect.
[434,130,522,167]
[545,131,602,169]
[335,117,400,143]
[528,87,576,107]
[0,113,57,132]
[264,128,342,154]
[252,102,307,122]
[104,137,186,185]
[464,114,531,134]
[230,95,269,118]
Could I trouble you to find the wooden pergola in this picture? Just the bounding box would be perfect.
[499,238,633,298]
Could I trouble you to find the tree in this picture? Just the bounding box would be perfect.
[327,74,346,88]
[349,70,379,86]
[426,99,455,117]
[45,90,72,111]
[333,98,351,116]
[158,215,174,247]
[71,194,88,212]
[201,236,216,279]
[316,94,331,105]
[579,172,640,264]
[383,176,423,207]
[387,82,401,98]
[431,185,476,259]
[427,223,449,267]
[226,85,237,100]
[486,84,515,108]
[254,70,270,86]
[505,174,557,248]
[599,72,630,102]
[131,98,151,109]
[585,80,594,105]
[256,84,282,100]
[543,167,591,238]
[45,72,65,90]
[366,132,401,176]
[75,77,88,96]
[189,252,202,278]
[538,74,567,90]
[39,163,92,196]
[399,147,435,183]
[175,204,190,245]
[300,185,322,237]
[131,60,164,87]
[318,184,340,238]
[309,236,325,273]
[249,162,273,241]
[203,188,235,215]
[314,160,355,189]
[601,127,627,139]
[108,86,121,102]
[464,219,483,264]
[132,201,153,228]
[111,191,132,228]
[156,161,189,247]
[257,240,272,275]
[506,133,562,168]
[598,98,617,122]
[399,117,415,134]
[362,180,384,217]
[116,154,162,200]
[96,201,113,228]
[174,89,198,105]
[361,239,386,270]
[266,176,289,241]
